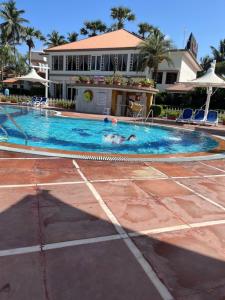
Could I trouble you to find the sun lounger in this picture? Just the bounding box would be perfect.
[40,97,48,106]
[191,109,205,124]
[176,108,193,123]
[26,96,37,106]
[204,110,218,126]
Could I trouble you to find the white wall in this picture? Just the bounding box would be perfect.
[179,56,198,82]
[76,87,112,115]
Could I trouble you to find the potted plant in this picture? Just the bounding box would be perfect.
[89,77,94,84]
[126,78,133,86]
[79,76,90,84]
[105,77,113,85]
[132,79,141,87]
[113,73,122,85]
[141,78,154,87]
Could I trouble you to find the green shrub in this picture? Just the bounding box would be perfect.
[167,111,180,118]
[150,105,163,117]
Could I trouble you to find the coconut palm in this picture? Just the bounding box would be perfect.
[0,0,28,51]
[0,42,14,81]
[23,27,45,65]
[110,6,135,29]
[210,39,225,62]
[138,22,155,39]
[67,31,78,42]
[200,55,213,73]
[80,20,107,37]
[12,52,29,76]
[138,29,174,84]
[45,31,66,48]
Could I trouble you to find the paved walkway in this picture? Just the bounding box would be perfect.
[0,151,225,299]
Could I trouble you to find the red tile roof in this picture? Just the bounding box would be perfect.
[45,29,143,52]
[3,78,19,84]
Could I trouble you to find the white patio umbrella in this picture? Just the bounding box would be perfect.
[16,68,52,98]
[16,68,50,84]
[181,60,225,119]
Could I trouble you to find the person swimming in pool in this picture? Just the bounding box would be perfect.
[104,134,136,144]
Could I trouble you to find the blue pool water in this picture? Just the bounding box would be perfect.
[0,105,218,155]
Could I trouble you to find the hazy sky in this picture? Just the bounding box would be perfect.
[13,0,225,59]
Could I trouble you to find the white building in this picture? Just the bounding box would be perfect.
[44,29,201,115]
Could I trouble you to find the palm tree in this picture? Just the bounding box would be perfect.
[110,6,135,29]
[138,22,155,39]
[12,52,29,76]
[23,27,45,65]
[138,29,174,84]
[0,42,14,81]
[80,20,107,37]
[67,31,78,42]
[210,39,225,62]
[200,55,213,73]
[0,0,28,52]
[45,31,66,48]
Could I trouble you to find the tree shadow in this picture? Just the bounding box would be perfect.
[0,187,225,300]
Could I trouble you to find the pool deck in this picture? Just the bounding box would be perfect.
[1,149,225,299]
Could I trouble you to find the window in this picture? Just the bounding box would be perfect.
[130,54,142,72]
[66,55,91,71]
[166,72,177,84]
[53,83,63,98]
[52,56,64,71]
[117,54,128,71]
[101,54,128,72]
[153,72,163,84]
[96,56,101,70]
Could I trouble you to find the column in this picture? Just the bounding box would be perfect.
[62,80,67,99]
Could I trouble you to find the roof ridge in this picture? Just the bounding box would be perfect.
[45,29,142,52]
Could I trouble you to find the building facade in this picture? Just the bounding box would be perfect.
[45,29,201,116]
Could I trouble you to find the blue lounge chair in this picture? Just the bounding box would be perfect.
[26,96,37,106]
[176,108,193,123]
[205,110,218,126]
[191,109,205,124]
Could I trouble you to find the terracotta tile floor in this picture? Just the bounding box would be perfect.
[1,152,225,299]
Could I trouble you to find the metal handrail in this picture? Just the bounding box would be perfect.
[0,106,28,145]
[0,125,8,141]
[145,109,154,123]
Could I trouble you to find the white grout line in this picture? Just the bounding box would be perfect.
[90,177,169,183]
[0,157,59,160]
[0,181,85,189]
[72,159,174,300]
[200,161,225,174]
[0,245,41,257]
[1,218,225,258]
[129,224,191,237]
[172,174,225,179]
[0,183,37,188]
[43,234,122,251]
[190,219,225,228]
[175,180,225,212]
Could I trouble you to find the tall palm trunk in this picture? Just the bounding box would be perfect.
[29,46,32,66]
[152,65,159,88]
[1,65,4,81]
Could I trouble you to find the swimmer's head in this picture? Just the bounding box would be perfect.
[127,134,136,141]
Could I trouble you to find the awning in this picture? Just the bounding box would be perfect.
[166,83,195,93]
[16,68,50,84]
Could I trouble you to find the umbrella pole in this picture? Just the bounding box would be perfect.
[45,68,48,98]
[204,86,212,120]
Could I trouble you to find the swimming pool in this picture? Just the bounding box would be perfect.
[0,105,219,155]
